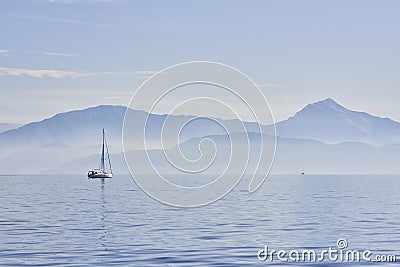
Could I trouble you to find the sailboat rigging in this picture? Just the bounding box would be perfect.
[88,129,113,179]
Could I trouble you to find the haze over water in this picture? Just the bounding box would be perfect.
[1,174,399,266]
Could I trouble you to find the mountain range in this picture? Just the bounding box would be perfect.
[0,98,399,174]
[275,98,400,145]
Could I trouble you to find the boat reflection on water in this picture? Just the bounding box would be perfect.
[99,178,107,251]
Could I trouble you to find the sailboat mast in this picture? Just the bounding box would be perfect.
[105,133,113,175]
[100,129,105,170]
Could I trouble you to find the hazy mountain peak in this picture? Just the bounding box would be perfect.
[314,98,345,109]
[298,98,348,117]
[277,98,400,145]
[316,97,338,105]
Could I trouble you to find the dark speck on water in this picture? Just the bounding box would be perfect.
[0,174,399,266]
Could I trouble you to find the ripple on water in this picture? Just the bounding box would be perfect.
[0,174,399,266]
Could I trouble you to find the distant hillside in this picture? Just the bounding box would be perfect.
[275,98,400,145]
[0,105,263,159]
[45,134,400,175]
[0,105,127,158]
[0,123,22,133]
[1,98,399,174]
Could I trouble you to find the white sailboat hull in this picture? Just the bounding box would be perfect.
[88,173,112,179]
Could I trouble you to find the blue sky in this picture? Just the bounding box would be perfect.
[1,0,400,123]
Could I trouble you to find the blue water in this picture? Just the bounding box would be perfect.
[0,174,399,266]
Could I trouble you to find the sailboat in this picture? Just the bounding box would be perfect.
[87,129,113,179]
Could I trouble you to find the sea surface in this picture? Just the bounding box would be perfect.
[0,174,399,266]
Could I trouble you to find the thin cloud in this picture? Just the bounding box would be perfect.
[0,67,86,79]
[0,50,10,56]
[257,83,285,88]
[107,95,130,100]
[0,67,157,79]
[47,0,81,3]
[9,13,120,28]
[46,0,125,3]
[134,70,158,78]
[43,52,79,58]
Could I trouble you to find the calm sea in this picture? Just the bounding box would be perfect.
[0,174,399,266]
